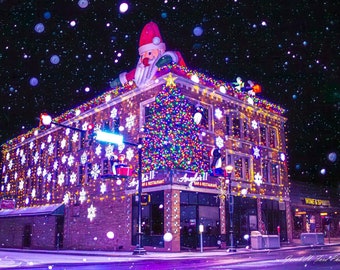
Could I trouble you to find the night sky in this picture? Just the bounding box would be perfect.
[0,1,339,187]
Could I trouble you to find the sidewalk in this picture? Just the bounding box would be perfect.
[1,238,340,260]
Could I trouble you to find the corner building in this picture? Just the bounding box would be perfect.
[0,65,291,251]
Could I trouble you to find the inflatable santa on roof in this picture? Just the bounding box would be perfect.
[110,21,186,88]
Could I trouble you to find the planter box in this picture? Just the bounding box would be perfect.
[301,233,324,245]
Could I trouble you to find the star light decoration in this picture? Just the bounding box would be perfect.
[87,204,96,222]
[253,146,261,158]
[254,172,263,186]
[164,73,177,87]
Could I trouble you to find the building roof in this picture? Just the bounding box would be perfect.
[0,203,64,218]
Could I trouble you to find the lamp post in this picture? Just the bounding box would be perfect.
[96,133,146,255]
[225,165,236,252]
[39,113,85,133]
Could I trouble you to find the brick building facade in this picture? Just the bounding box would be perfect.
[0,66,291,251]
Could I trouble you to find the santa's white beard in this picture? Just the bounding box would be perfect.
[134,56,160,87]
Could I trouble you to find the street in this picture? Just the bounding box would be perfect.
[0,245,340,270]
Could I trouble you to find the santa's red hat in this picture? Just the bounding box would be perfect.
[138,22,166,55]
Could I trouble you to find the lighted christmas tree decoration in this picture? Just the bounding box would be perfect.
[142,73,207,173]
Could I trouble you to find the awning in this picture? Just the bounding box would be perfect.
[0,204,64,218]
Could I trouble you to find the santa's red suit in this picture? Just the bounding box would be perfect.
[110,22,186,88]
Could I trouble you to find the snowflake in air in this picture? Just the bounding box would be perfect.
[253,146,261,158]
[91,164,101,180]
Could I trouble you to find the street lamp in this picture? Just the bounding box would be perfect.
[225,165,236,252]
[96,133,146,255]
[39,113,85,133]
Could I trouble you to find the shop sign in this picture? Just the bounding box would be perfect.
[127,170,167,189]
[176,172,215,188]
[304,197,330,206]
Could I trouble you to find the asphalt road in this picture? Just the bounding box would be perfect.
[0,245,340,270]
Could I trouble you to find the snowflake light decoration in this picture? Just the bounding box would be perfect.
[251,120,258,129]
[27,168,32,177]
[53,161,59,171]
[100,182,106,194]
[60,138,66,149]
[65,128,70,136]
[47,173,52,182]
[254,172,263,186]
[19,180,24,190]
[46,192,51,201]
[33,152,39,164]
[125,114,136,131]
[110,107,118,119]
[253,146,261,158]
[95,145,102,157]
[6,183,10,192]
[37,166,42,176]
[79,188,86,204]
[14,172,18,180]
[72,132,79,143]
[8,159,13,169]
[63,193,70,204]
[61,155,68,164]
[31,188,36,198]
[80,152,88,165]
[47,135,52,143]
[68,155,75,167]
[48,143,55,155]
[214,108,223,120]
[70,172,77,184]
[29,142,34,150]
[126,148,134,161]
[216,136,224,149]
[58,172,65,186]
[21,154,26,165]
[105,144,114,158]
[41,142,45,150]
[87,204,96,222]
[91,164,101,180]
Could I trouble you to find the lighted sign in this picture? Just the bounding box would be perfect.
[304,198,330,207]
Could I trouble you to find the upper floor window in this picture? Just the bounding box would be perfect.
[226,153,251,181]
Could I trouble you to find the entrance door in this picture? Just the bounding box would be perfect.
[22,224,31,248]
[180,205,197,249]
